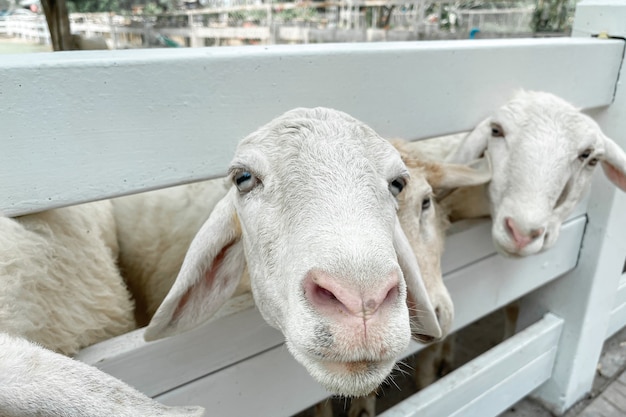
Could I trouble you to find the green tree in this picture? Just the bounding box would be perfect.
[66,0,177,13]
[532,0,572,32]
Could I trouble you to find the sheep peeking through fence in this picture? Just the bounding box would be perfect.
[1,107,453,415]
[143,107,443,397]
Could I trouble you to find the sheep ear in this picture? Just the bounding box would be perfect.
[601,137,626,191]
[144,187,245,341]
[393,218,442,340]
[446,118,491,164]
[430,154,492,192]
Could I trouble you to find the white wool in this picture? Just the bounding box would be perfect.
[0,201,136,356]
[0,184,206,415]
[0,332,204,417]
[112,178,235,321]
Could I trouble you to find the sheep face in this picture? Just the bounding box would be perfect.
[395,161,452,339]
[450,91,626,257]
[394,140,492,339]
[145,108,442,397]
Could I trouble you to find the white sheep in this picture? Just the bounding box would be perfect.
[142,107,443,397]
[112,134,490,415]
[113,139,489,333]
[442,90,626,257]
[0,201,135,356]
[0,332,204,417]
[436,90,626,360]
[323,140,491,417]
[112,177,235,323]
[392,139,492,341]
[0,201,205,415]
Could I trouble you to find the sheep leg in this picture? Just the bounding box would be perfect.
[503,301,520,340]
[313,400,334,417]
[348,394,376,417]
[0,332,204,417]
[415,336,455,390]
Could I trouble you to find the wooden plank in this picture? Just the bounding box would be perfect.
[75,215,584,401]
[75,296,283,398]
[1,38,622,215]
[446,215,585,332]
[155,314,562,417]
[442,199,588,275]
[573,0,626,38]
[605,274,626,339]
[380,314,563,417]
[156,344,331,417]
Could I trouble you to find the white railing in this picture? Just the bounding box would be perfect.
[3,14,50,44]
[1,0,625,415]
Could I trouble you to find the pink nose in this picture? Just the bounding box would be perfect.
[505,217,545,250]
[303,270,400,322]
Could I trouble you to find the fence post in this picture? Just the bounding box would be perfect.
[517,0,626,414]
[108,13,118,49]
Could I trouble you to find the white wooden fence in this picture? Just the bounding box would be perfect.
[1,0,625,415]
[1,14,50,43]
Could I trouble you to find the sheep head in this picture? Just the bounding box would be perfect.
[448,90,626,257]
[393,139,492,339]
[144,108,442,397]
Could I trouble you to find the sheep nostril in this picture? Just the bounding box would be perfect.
[435,306,441,322]
[304,269,400,321]
[504,217,544,250]
[530,227,545,240]
[316,285,337,302]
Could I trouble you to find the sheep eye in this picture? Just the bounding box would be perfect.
[421,197,431,211]
[589,158,599,166]
[234,170,258,193]
[490,123,504,138]
[389,177,406,197]
[578,148,593,161]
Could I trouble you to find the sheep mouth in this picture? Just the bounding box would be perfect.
[287,340,399,396]
[312,356,397,396]
[413,334,436,344]
[320,359,378,374]
[495,242,536,259]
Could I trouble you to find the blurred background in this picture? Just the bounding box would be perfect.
[0,0,577,53]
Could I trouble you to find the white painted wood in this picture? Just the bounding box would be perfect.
[446,216,585,332]
[572,0,626,38]
[380,314,563,417]
[73,213,584,412]
[76,296,283,398]
[1,38,622,216]
[153,312,563,417]
[605,275,626,339]
[518,2,626,413]
[156,344,331,417]
[442,199,587,275]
